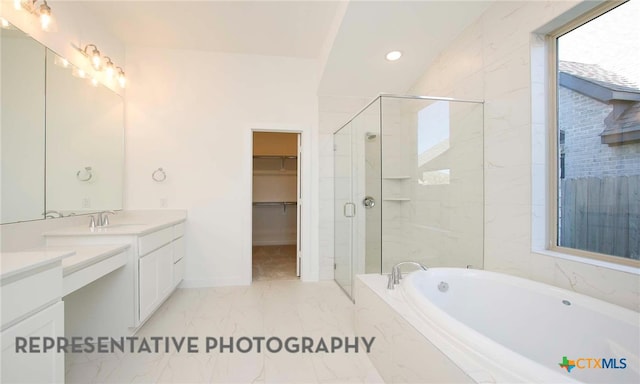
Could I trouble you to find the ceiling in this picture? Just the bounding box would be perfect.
[79,0,341,58]
[318,0,492,96]
[78,0,492,97]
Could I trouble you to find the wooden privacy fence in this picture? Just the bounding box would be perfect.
[560,176,640,259]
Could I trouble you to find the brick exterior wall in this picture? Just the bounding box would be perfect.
[559,87,640,178]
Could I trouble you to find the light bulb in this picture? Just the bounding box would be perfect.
[104,57,115,80]
[1,18,10,29]
[385,51,402,61]
[14,0,21,10]
[40,13,51,30]
[39,3,51,30]
[117,67,126,88]
[91,51,101,70]
[118,74,126,88]
[91,77,99,87]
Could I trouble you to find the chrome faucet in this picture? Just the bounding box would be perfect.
[387,261,428,290]
[89,210,115,228]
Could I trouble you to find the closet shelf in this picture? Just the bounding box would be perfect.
[253,155,298,172]
[253,201,297,213]
[253,155,297,160]
[253,170,297,176]
[252,201,297,206]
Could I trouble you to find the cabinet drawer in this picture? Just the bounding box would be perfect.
[173,237,185,263]
[138,227,173,257]
[1,266,62,329]
[174,222,185,239]
[173,258,184,288]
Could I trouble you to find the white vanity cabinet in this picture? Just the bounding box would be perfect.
[138,223,184,322]
[45,216,186,330]
[0,252,69,383]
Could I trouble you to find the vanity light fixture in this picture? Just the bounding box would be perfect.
[385,50,402,61]
[103,57,115,80]
[117,67,126,88]
[75,44,126,87]
[83,44,102,70]
[14,1,53,31]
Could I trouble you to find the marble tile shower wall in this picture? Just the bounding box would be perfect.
[409,0,639,310]
[380,100,484,272]
[364,120,381,274]
[352,106,381,275]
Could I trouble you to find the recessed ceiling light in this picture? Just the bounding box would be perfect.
[386,51,402,61]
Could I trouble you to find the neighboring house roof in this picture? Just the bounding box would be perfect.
[559,61,640,103]
[559,61,640,93]
[559,61,640,144]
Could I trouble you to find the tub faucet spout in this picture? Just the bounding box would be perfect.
[387,261,428,290]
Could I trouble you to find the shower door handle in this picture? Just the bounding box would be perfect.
[343,202,356,218]
[363,196,376,209]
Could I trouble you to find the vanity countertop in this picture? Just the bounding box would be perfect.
[0,250,74,281]
[29,244,130,276]
[44,216,186,237]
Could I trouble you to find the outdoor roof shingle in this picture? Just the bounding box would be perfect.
[559,61,640,94]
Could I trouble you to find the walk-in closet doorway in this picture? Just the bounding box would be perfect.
[251,132,301,281]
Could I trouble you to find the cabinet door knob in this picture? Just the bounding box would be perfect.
[363,196,376,209]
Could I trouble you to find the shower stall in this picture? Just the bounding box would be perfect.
[333,95,484,298]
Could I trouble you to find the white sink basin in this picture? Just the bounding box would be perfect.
[102,224,146,228]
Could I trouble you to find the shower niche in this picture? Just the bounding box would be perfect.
[333,95,484,298]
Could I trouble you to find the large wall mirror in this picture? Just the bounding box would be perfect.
[0,22,124,225]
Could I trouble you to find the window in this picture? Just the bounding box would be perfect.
[551,0,640,265]
[417,101,450,185]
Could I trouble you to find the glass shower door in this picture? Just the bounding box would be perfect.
[333,122,354,296]
[334,99,382,298]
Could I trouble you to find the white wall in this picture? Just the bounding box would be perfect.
[408,0,638,310]
[124,47,319,286]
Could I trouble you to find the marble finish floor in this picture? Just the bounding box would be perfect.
[252,245,298,281]
[65,281,384,383]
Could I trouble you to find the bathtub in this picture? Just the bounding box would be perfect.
[354,269,639,383]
